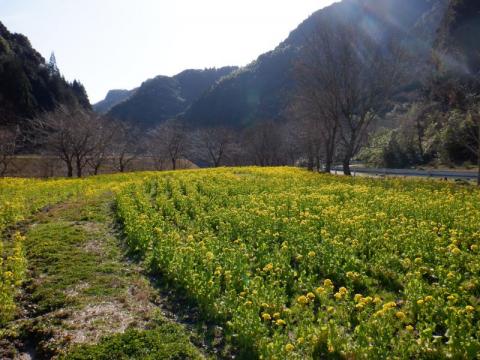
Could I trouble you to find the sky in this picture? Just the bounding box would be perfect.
[0,0,336,103]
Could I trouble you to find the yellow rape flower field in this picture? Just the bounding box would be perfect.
[2,167,480,359]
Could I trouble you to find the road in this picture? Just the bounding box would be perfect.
[331,167,479,180]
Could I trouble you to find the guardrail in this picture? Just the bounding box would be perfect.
[331,167,478,180]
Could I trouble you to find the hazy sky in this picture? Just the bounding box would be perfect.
[1,0,336,102]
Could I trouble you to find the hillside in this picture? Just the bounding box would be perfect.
[184,0,449,128]
[103,66,237,127]
[93,89,135,114]
[0,21,90,127]
[434,0,480,75]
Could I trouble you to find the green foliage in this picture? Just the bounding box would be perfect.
[63,321,203,360]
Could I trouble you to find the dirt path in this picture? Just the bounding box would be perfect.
[0,193,211,359]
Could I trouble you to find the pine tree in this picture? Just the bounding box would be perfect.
[47,52,60,76]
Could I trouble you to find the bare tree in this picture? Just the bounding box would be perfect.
[280,120,304,167]
[111,121,142,173]
[86,117,116,175]
[294,23,342,173]
[149,119,190,170]
[194,127,235,167]
[243,121,283,166]
[31,106,98,177]
[337,32,406,175]
[0,127,19,176]
[296,23,406,175]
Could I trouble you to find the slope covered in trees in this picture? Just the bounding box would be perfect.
[0,21,90,127]
[359,0,480,170]
[93,89,135,114]
[184,0,449,128]
[103,67,237,128]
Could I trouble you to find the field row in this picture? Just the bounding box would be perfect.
[0,173,149,326]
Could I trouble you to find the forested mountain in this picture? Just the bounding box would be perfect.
[102,67,237,127]
[184,0,450,128]
[93,89,135,114]
[0,21,90,127]
[354,0,480,169]
[434,0,480,75]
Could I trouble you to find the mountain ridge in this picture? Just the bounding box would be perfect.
[97,66,238,127]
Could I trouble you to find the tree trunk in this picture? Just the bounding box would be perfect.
[66,162,73,178]
[477,124,480,187]
[324,159,332,174]
[477,144,480,186]
[307,155,314,171]
[76,158,82,178]
[172,158,176,170]
[315,156,321,173]
[343,158,351,176]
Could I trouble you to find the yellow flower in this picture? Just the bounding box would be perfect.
[465,305,475,313]
[424,296,433,302]
[354,294,363,302]
[395,311,406,320]
[206,251,215,260]
[308,251,316,258]
[324,279,333,287]
[339,286,347,294]
[285,343,295,352]
[417,299,424,305]
[276,319,286,326]
[296,337,304,344]
[373,296,382,305]
[316,287,325,294]
[261,312,272,321]
[383,301,396,310]
[306,292,315,300]
[297,295,309,305]
[405,325,414,332]
[471,244,478,252]
[327,306,335,313]
[273,312,281,319]
[451,247,461,255]
[263,263,273,272]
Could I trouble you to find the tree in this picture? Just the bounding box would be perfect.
[294,23,342,173]
[149,119,190,170]
[464,103,480,186]
[86,117,116,175]
[194,127,235,167]
[47,52,60,77]
[0,127,18,176]
[297,22,406,175]
[111,121,142,173]
[243,121,283,166]
[31,106,98,177]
